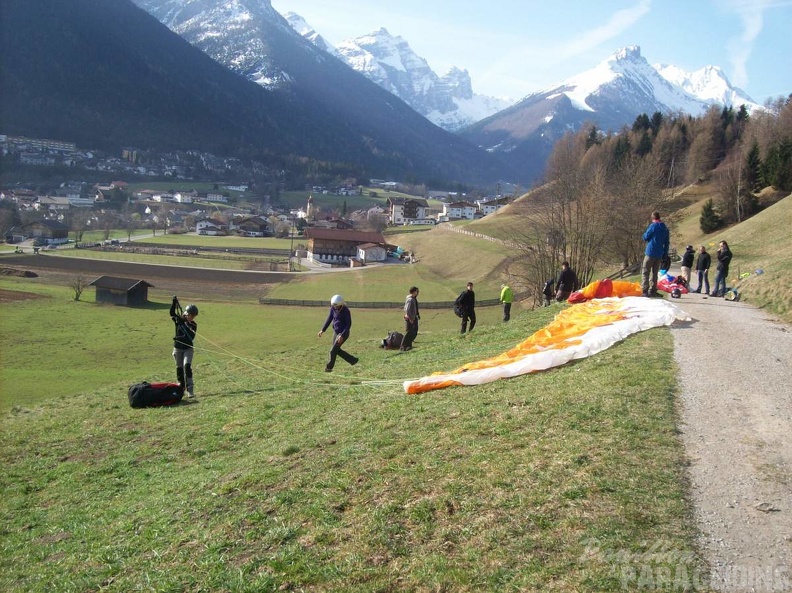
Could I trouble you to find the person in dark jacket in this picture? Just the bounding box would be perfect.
[555,261,579,302]
[711,241,733,297]
[456,282,476,334]
[693,245,711,294]
[542,279,555,307]
[680,245,695,285]
[170,296,198,398]
[401,286,419,351]
[318,294,358,372]
[641,211,670,297]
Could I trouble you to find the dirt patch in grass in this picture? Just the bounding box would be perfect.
[0,287,47,303]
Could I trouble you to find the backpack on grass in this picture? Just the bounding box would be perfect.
[128,381,184,408]
[380,331,404,350]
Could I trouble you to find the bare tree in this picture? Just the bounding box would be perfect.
[70,275,89,301]
[69,209,91,243]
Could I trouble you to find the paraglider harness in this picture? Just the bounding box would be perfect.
[171,297,197,350]
[380,331,404,350]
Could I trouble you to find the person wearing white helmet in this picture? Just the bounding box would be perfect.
[170,296,198,398]
[318,295,358,372]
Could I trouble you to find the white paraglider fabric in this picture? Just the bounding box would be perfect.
[403,296,690,394]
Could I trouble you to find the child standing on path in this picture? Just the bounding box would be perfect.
[170,296,198,398]
[318,294,359,372]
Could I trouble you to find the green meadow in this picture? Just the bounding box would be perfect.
[0,251,705,591]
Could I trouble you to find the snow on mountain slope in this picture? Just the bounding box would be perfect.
[655,63,762,111]
[287,18,512,131]
[545,46,710,116]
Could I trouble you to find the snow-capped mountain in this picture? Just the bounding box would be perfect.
[290,21,512,131]
[283,11,338,58]
[655,63,762,111]
[131,0,294,88]
[461,46,760,182]
[128,0,516,183]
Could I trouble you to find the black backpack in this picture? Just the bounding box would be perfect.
[453,293,465,317]
[128,381,184,408]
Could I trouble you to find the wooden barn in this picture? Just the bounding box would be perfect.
[90,276,153,307]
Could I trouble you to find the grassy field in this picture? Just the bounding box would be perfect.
[9,184,788,590]
[141,234,300,250]
[0,276,703,592]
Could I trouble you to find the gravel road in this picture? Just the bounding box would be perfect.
[672,292,792,592]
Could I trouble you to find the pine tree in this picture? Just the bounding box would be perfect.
[699,199,722,233]
[636,131,653,157]
[744,140,763,192]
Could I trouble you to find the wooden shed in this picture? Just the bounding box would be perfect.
[90,276,153,307]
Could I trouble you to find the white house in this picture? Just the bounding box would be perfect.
[356,242,387,263]
[173,192,193,204]
[206,192,228,203]
[476,196,512,216]
[195,218,227,236]
[443,201,478,220]
[386,197,428,226]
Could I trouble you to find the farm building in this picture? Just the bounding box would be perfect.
[303,228,386,265]
[90,276,154,307]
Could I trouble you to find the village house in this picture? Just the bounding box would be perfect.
[232,216,270,237]
[303,228,386,265]
[386,197,429,226]
[443,201,478,221]
[476,196,512,216]
[35,196,71,212]
[205,192,228,203]
[19,219,70,244]
[311,218,354,230]
[195,218,227,236]
[356,242,388,264]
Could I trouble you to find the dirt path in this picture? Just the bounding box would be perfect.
[672,293,792,592]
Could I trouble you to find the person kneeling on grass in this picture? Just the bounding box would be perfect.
[318,294,358,372]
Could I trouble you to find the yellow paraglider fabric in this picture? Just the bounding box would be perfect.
[403,294,690,394]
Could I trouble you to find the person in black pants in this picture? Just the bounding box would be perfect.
[170,296,198,398]
[401,286,419,351]
[318,294,359,372]
[555,261,579,302]
[712,241,733,297]
[456,282,476,334]
[693,245,711,294]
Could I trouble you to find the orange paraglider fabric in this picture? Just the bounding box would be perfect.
[403,290,689,394]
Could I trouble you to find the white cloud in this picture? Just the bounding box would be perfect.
[720,0,792,89]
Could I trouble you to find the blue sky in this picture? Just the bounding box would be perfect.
[270,0,791,104]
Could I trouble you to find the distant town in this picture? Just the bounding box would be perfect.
[1,133,516,246]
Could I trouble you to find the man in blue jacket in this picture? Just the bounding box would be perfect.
[641,211,670,298]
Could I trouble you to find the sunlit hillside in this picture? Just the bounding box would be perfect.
[431,180,792,322]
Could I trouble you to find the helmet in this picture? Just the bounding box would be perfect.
[671,288,682,299]
[330,294,344,306]
[184,304,199,316]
